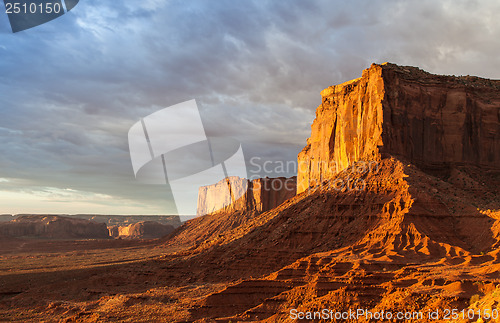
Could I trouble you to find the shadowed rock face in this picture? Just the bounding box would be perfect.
[197,176,297,216]
[0,215,109,239]
[1,64,500,323]
[298,63,500,193]
[108,225,119,238]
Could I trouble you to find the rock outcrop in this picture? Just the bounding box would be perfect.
[73,214,181,228]
[197,176,296,216]
[0,215,109,239]
[108,225,119,238]
[111,221,175,239]
[298,63,500,193]
[2,63,500,323]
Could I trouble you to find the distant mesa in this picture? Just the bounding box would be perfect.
[2,64,500,321]
[197,176,297,216]
[0,214,181,240]
[0,214,15,222]
[0,215,109,239]
[72,214,181,228]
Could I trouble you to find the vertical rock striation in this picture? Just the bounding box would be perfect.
[197,176,296,216]
[298,63,500,193]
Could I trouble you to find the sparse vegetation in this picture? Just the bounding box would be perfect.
[470,294,481,306]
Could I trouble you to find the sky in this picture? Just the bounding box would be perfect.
[1,0,499,216]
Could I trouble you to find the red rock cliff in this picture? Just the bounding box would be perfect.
[298,63,500,193]
[197,176,296,216]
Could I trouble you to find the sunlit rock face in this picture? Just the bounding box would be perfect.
[109,221,175,239]
[197,176,297,216]
[298,63,500,193]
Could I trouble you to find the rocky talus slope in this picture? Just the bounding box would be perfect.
[163,176,296,251]
[169,64,500,322]
[0,64,499,322]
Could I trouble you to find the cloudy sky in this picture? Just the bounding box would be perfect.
[0,0,499,216]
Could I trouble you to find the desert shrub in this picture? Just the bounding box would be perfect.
[470,294,481,306]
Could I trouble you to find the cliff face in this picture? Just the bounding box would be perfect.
[110,221,175,239]
[197,176,296,216]
[0,215,109,239]
[298,63,500,193]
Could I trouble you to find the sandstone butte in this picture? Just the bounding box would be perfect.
[158,63,500,321]
[298,62,500,193]
[1,64,500,322]
[196,176,297,216]
[108,221,175,239]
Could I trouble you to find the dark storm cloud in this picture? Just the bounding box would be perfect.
[1,0,499,213]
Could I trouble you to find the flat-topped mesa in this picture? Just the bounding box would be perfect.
[297,62,500,193]
[197,176,296,216]
[0,215,109,239]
